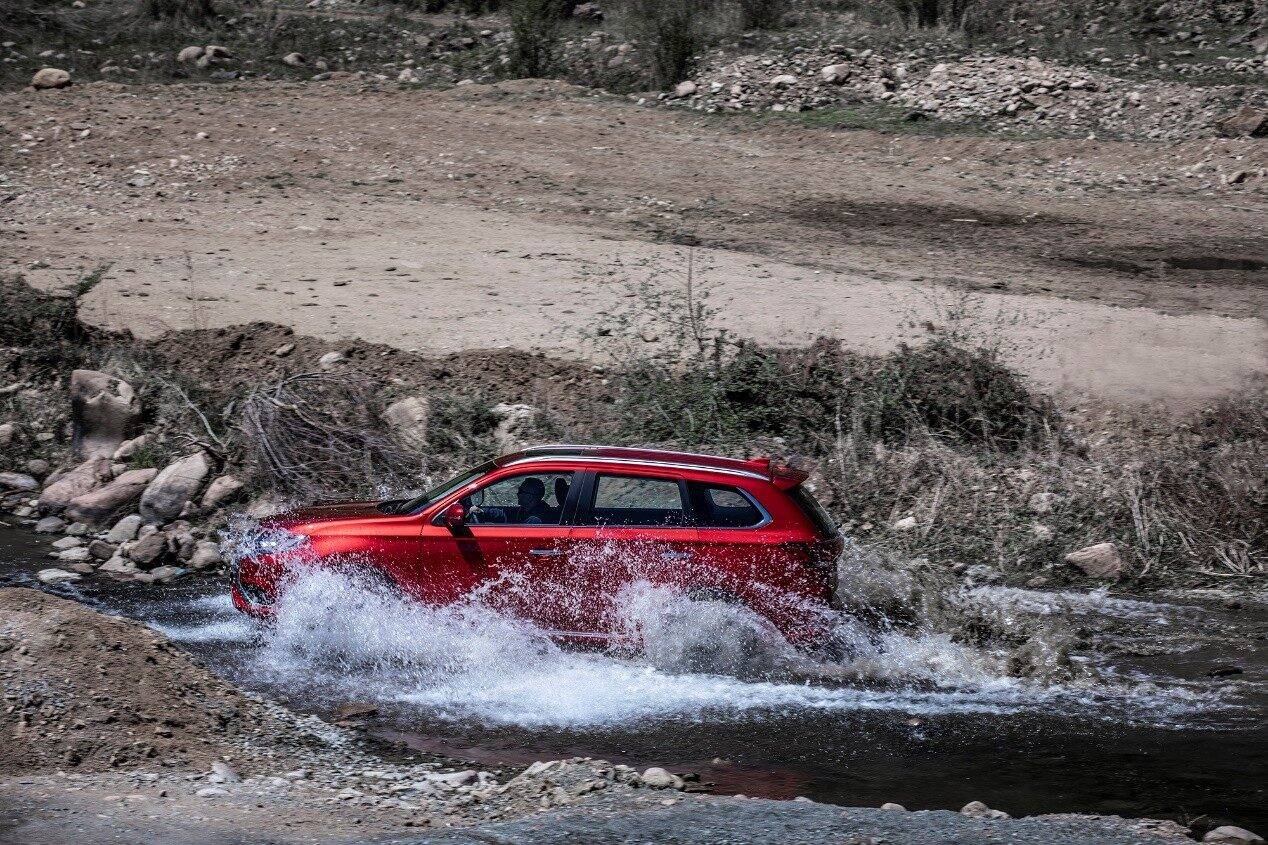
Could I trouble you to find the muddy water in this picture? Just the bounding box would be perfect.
[3,526,1265,830]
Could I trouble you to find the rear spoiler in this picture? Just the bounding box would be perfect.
[747,457,809,490]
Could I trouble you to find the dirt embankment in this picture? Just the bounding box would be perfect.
[4,78,1265,406]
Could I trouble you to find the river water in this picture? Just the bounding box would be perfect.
[2,525,1264,830]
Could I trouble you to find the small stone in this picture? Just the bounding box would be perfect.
[1064,542,1123,579]
[892,516,918,531]
[640,767,683,789]
[770,74,798,87]
[34,516,67,534]
[1205,826,1264,844]
[0,472,39,492]
[37,568,81,584]
[176,45,205,63]
[273,343,296,357]
[31,68,72,89]
[318,351,346,369]
[195,787,227,797]
[282,52,306,67]
[960,800,1010,819]
[673,81,697,98]
[106,514,143,543]
[51,536,83,550]
[25,459,50,477]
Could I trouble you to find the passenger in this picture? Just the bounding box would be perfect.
[516,477,552,524]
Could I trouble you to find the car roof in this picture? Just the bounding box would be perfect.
[495,444,772,481]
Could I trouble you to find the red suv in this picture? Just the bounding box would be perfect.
[230,446,843,646]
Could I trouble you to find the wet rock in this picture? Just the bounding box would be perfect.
[98,555,139,576]
[961,800,1010,820]
[201,475,245,510]
[70,370,140,460]
[37,568,81,584]
[65,467,158,526]
[126,532,169,568]
[34,516,66,534]
[1064,542,1124,579]
[56,547,91,563]
[135,565,187,584]
[106,514,143,543]
[383,396,429,447]
[31,68,72,89]
[0,472,38,492]
[140,452,212,523]
[88,540,117,560]
[188,541,223,570]
[38,457,112,514]
[640,767,684,789]
[1205,827,1265,844]
[51,536,83,550]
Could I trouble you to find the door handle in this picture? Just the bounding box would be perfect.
[529,548,564,557]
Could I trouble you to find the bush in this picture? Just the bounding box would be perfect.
[507,0,565,78]
[621,0,717,87]
[137,0,218,23]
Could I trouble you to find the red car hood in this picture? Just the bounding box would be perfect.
[262,500,386,529]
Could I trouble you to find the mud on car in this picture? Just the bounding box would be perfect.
[230,446,844,646]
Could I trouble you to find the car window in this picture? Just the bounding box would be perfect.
[687,482,765,528]
[585,474,688,527]
[463,472,573,526]
[790,485,838,537]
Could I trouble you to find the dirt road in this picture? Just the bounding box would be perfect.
[4,78,1265,404]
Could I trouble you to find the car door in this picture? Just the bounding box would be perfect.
[566,470,700,638]
[448,469,578,629]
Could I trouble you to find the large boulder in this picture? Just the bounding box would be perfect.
[140,452,212,523]
[31,68,72,90]
[1064,542,1124,579]
[1204,826,1264,844]
[70,370,140,460]
[383,395,429,448]
[38,457,112,514]
[64,468,158,526]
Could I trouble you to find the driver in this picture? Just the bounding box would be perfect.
[516,477,552,524]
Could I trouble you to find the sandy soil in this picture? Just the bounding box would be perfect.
[3,78,1265,405]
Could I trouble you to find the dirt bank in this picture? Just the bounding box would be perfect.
[4,78,1265,406]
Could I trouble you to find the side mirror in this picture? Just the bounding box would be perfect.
[442,502,466,531]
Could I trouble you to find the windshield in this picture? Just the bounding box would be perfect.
[392,460,495,514]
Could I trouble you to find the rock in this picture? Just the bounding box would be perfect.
[106,514,143,543]
[820,63,851,83]
[31,68,72,89]
[424,770,478,788]
[273,343,295,357]
[137,565,187,583]
[39,457,112,514]
[1030,523,1054,540]
[317,351,346,369]
[0,472,38,492]
[201,475,245,510]
[126,532,169,568]
[1205,826,1264,844]
[572,1,603,20]
[770,74,798,87]
[51,536,83,550]
[881,802,907,811]
[673,81,697,98]
[195,787,227,798]
[70,370,140,460]
[0,423,16,446]
[203,45,232,59]
[140,452,212,523]
[960,800,1010,820]
[383,396,429,447]
[98,555,138,576]
[176,45,205,63]
[88,540,117,560]
[188,541,223,571]
[1028,491,1057,514]
[64,522,89,536]
[57,547,91,563]
[112,433,151,461]
[37,568,81,584]
[1064,542,1124,579]
[25,459,50,477]
[640,767,683,789]
[34,516,66,533]
[1216,107,1268,138]
[282,52,306,67]
[65,467,158,526]
[210,761,240,783]
[491,403,537,454]
[892,516,918,531]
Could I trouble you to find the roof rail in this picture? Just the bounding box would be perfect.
[496,444,772,478]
